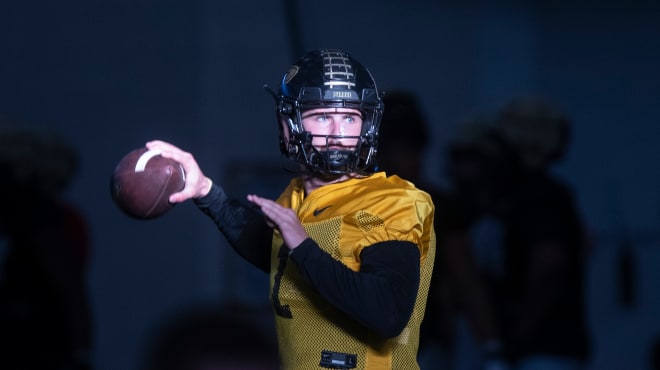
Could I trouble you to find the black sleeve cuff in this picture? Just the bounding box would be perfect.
[194,183,272,272]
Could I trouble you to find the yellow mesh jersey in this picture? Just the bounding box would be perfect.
[270,172,436,370]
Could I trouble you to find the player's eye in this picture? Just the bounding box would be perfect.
[343,114,362,124]
[301,112,330,122]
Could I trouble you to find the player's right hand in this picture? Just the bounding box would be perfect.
[145,140,213,203]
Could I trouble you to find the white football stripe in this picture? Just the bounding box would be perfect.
[135,149,161,172]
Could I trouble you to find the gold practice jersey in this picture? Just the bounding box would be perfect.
[271,172,436,369]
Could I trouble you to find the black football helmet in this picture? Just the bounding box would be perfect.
[267,49,384,175]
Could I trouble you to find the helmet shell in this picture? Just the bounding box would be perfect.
[279,49,381,110]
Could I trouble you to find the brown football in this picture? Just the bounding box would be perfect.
[110,147,185,219]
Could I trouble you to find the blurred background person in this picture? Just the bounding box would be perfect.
[377,90,432,190]
[438,115,510,370]
[0,123,93,370]
[651,334,660,370]
[481,97,592,370]
[141,303,279,370]
[377,91,504,370]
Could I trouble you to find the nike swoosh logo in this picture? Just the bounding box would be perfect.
[313,205,332,216]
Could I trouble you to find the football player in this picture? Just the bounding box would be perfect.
[147,49,436,370]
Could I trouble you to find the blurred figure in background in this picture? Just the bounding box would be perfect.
[651,334,660,370]
[377,90,432,190]
[141,303,279,370]
[377,91,450,366]
[484,97,591,370]
[0,123,93,370]
[377,91,504,370]
[438,116,509,370]
[432,96,591,370]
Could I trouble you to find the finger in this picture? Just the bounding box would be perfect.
[247,195,287,223]
[248,195,288,216]
[169,189,193,203]
[146,140,178,153]
[145,141,195,169]
[246,194,274,209]
[145,141,189,169]
[247,195,308,248]
[248,195,274,216]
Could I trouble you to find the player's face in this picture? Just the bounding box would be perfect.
[301,108,363,150]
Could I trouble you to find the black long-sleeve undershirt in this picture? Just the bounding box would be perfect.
[194,183,421,338]
[194,184,272,272]
[291,238,420,338]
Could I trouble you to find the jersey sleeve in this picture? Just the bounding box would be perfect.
[348,187,435,266]
[194,183,272,273]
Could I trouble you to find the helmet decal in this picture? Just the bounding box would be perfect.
[322,50,356,89]
[284,66,299,84]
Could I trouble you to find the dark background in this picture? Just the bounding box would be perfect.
[1,1,659,369]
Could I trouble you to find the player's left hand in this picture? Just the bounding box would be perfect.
[247,194,308,250]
